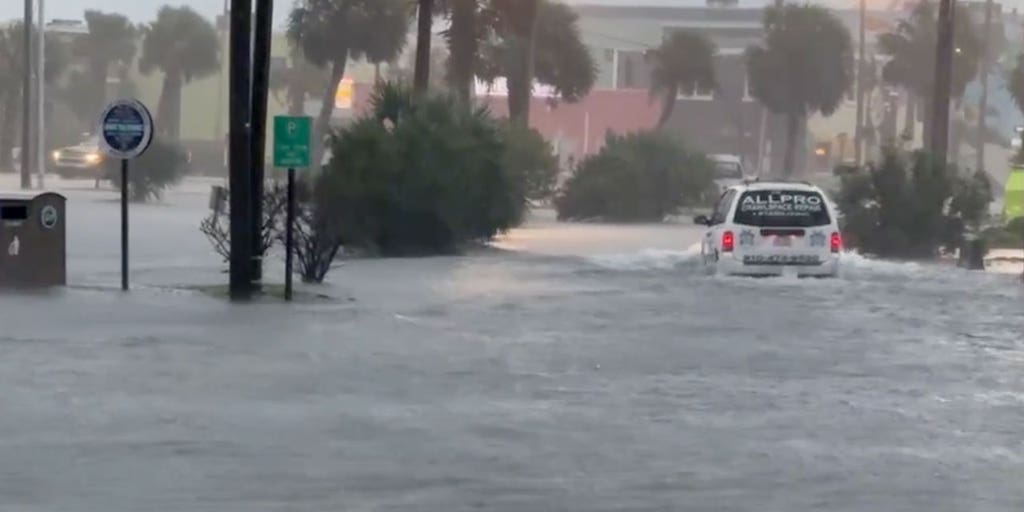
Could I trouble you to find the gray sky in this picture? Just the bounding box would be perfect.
[1,0,293,27]
[5,1,772,27]
[4,0,1013,27]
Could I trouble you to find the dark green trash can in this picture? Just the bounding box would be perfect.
[0,192,67,288]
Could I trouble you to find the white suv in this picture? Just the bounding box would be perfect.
[695,181,842,277]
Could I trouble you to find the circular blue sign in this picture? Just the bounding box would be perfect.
[98,99,154,159]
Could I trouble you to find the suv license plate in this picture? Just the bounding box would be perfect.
[743,255,820,266]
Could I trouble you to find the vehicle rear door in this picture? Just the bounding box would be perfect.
[730,189,833,264]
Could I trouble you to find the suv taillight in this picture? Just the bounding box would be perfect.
[830,232,842,253]
[722,231,735,252]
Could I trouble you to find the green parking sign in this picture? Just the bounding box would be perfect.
[273,116,312,168]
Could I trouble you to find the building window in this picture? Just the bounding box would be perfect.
[676,83,715,101]
[604,48,615,62]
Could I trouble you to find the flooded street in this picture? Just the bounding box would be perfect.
[2,180,1024,511]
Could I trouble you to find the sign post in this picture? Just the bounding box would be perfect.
[99,99,154,291]
[273,116,312,301]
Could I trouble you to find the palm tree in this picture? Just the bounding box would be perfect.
[747,4,853,176]
[139,6,219,140]
[76,11,137,122]
[877,1,981,146]
[288,0,410,167]
[270,46,331,116]
[478,0,594,124]
[646,31,717,129]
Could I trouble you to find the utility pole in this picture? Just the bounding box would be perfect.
[36,0,45,189]
[930,0,955,164]
[854,0,866,166]
[229,0,254,300]
[250,0,274,284]
[20,0,33,190]
[976,0,993,172]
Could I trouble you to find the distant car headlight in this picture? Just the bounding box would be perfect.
[85,153,102,164]
[52,150,62,161]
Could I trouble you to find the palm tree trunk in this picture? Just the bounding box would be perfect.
[157,73,183,140]
[448,0,478,103]
[287,84,304,116]
[922,94,933,155]
[902,91,915,142]
[89,62,109,122]
[507,0,540,125]
[314,57,347,171]
[0,95,16,170]
[657,87,678,129]
[414,0,435,93]
[783,112,802,177]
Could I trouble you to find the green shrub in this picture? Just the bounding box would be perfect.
[106,138,189,202]
[554,131,714,222]
[500,124,560,201]
[985,217,1024,249]
[836,147,992,258]
[316,82,526,256]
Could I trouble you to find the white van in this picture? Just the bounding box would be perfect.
[709,154,748,194]
[695,181,842,277]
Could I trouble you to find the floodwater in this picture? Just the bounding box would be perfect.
[2,178,1023,511]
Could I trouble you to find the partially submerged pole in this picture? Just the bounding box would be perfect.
[229,0,254,300]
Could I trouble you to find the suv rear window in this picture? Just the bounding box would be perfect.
[733,190,831,227]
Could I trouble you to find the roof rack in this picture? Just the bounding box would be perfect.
[745,178,814,187]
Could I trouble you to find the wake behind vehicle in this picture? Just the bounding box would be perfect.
[695,181,842,277]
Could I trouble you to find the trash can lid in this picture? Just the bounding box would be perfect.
[0,191,67,201]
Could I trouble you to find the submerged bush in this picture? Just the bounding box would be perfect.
[554,131,714,222]
[316,82,526,256]
[199,182,289,263]
[835,147,992,258]
[106,138,188,202]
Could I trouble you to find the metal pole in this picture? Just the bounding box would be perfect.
[976,0,993,172]
[121,159,129,291]
[229,0,254,300]
[250,0,274,283]
[285,167,295,302]
[20,0,33,190]
[36,0,45,189]
[854,0,866,166]
[930,0,955,163]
